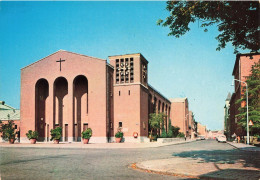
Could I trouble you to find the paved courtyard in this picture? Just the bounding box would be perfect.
[0,140,259,179]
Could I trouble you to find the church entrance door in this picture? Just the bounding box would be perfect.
[35,79,49,141]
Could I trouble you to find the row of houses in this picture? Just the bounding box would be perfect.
[224,52,259,140]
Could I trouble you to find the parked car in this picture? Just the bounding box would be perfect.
[197,136,205,140]
[252,137,260,147]
[217,135,227,143]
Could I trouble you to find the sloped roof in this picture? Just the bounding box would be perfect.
[21,49,106,70]
[0,101,15,110]
[0,101,20,120]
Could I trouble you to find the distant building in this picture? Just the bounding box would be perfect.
[197,123,207,137]
[0,101,20,142]
[224,93,231,138]
[188,111,196,139]
[208,130,224,139]
[170,98,189,137]
[229,53,260,139]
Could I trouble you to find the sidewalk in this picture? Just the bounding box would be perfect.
[227,141,260,152]
[135,142,260,179]
[0,139,195,149]
[135,157,260,180]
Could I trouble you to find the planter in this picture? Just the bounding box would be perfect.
[115,137,121,143]
[30,139,37,144]
[9,138,15,144]
[54,139,60,144]
[83,138,89,144]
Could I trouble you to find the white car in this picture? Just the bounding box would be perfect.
[217,135,227,143]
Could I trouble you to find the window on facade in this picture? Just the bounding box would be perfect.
[116,59,119,84]
[119,91,121,96]
[129,90,130,95]
[142,62,147,84]
[119,122,122,128]
[130,58,134,82]
[116,57,134,84]
[15,125,17,129]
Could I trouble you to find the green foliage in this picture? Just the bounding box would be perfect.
[26,130,39,140]
[81,128,92,139]
[50,127,62,141]
[172,126,180,137]
[158,1,259,53]
[177,132,185,138]
[167,119,173,138]
[160,127,167,138]
[115,131,123,138]
[0,120,16,141]
[149,113,164,130]
[236,61,260,135]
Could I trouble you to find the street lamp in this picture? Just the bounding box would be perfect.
[233,79,249,144]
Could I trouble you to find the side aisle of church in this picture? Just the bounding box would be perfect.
[20,50,171,143]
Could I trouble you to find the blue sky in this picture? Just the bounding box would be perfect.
[0,1,243,130]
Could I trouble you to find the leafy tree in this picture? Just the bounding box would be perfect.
[161,127,167,138]
[177,132,185,138]
[148,113,166,137]
[236,60,260,135]
[172,126,180,137]
[167,119,173,138]
[157,1,259,53]
[0,120,16,141]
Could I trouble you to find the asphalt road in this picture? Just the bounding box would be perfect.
[0,140,259,179]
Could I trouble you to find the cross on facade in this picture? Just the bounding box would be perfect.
[56,58,66,71]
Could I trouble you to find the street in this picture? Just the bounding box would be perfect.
[0,140,259,179]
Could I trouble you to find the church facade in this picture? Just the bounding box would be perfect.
[20,50,171,143]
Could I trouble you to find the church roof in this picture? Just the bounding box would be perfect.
[21,50,106,70]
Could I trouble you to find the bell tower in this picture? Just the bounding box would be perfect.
[109,53,149,142]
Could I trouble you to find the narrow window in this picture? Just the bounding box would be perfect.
[129,90,130,95]
[119,122,122,128]
[119,91,121,96]
[15,125,17,129]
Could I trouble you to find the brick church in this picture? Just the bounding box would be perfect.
[20,50,172,143]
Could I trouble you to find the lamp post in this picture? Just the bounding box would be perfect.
[233,79,249,144]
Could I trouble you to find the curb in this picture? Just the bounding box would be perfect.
[0,140,197,149]
[226,142,260,152]
[132,163,200,179]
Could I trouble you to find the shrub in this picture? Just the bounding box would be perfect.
[26,130,39,140]
[115,131,123,138]
[172,126,180,137]
[81,128,92,139]
[50,127,62,141]
[167,120,173,138]
[177,132,185,138]
[0,120,16,141]
[160,127,167,138]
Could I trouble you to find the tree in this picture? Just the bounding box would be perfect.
[157,1,259,53]
[148,113,165,137]
[236,60,260,136]
[167,119,173,138]
[172,126,180,137]
[0,120,16,141]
